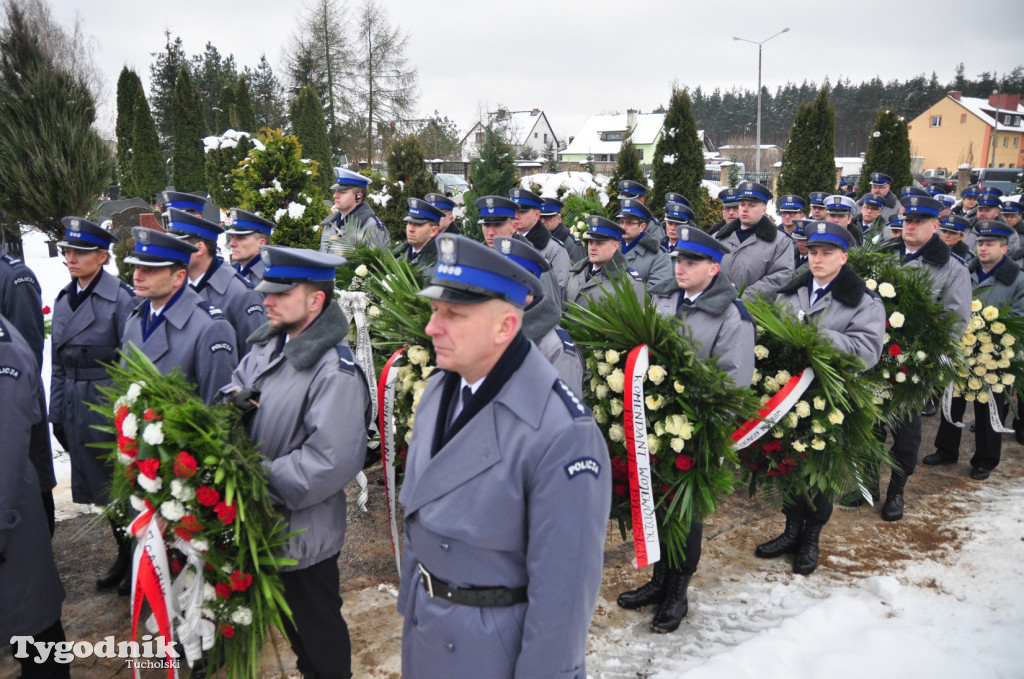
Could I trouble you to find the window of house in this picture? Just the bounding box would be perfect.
[543,133,548,143]
[601,132,622,142]
[961,114,967,124]
[534,132,538,138]
[637,149,644,160]
[1014,136,1020,149]
[930,115,941,127]
[475,132,484,144]
[1003,136,1009,148]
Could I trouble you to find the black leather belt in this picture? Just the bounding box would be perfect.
[418,564,527,608]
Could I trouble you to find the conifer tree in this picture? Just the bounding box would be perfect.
[608,137,645,218]
[130,84,166,201]
[148,31,187,154]
[777,86,837,198]
[171,65,210,192]
[462,127,516,242]
[234,74,257,133]
[544,141,558,172]
[290,85,333,195]
[379,135,436,241]
[231,129,327,250]
[215,82,235,134]
[649,88,705,220]
[115,67,143,196]
[857,109,913,199]
[248,55,287,130]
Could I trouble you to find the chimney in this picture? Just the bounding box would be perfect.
[948,91,961,101]
[988,93,1021,110]
[626,108,638,131]
[532,108,540,115]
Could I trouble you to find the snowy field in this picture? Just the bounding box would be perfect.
[13,225,1024,679]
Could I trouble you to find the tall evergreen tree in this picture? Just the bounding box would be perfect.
[247,55,287,131]
[148,31,187,154]
[417,110,461,160]
[378,135,435,241]
[649,88,705,221]
[234,74,257,132]
[290,85,333,195]
[190,42,238,133]
[608,137,644,218]
[857,109,913,199]
[115,67,143,196]
[171,65,210,192]
[776,86,837,198]
[215,82,235,135]
[130,84,166,200]
[462,127,516,242]
[0,1,112,241]
[231,129,328,250]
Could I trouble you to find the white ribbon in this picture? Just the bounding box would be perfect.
[144,539,215,668]
[943,383,1014,433]
[942,383,962,428]
[378,349,404,575]
[337,291,377,513]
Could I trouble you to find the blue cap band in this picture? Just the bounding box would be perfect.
[230,218,273,235]
[433,263,530,307]
[63,229,110,248]
[737,187,771,202]
[507,253,543,278]
[480,206,517,220]
[169,219,221,242]
[164,196,207,212]
[134,243,192,264]
[903,205,941,218]
[674,241,724,263]
[807,233,849,251]
[511,197,543,210]
[587,225,623,241]
[665,210,692,222]
[618,205,649,220]
[264,264,336,281]
[408,206,440,221]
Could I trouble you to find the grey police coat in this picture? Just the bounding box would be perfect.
[650,273,756,385]
[970,258,1024,317]
[521,269,583,393]
[0,313,65,641]
[221,302,370,571]
[49,271,137,504]
[775,265,886,369]
[857,191,900,222]
[715,216,794,301]
[121,285,238,404]
[535,327,584,395]
[0,251,54,494]
[192,259,266,354]
[319,201,391,252]
[398,343,610,679]
[566,251,646,308]
[622,223,674,290]
[551,221,587,263]
[880,234,972,334]
[235,257,265,287]
[523,222,572,293]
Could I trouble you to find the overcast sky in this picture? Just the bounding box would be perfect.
[49,0,1024,144]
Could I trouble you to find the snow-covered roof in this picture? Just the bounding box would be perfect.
[562,112,665,156]
[951,95,1024,130]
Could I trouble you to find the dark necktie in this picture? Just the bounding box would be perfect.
[813,287,828,303]
[460,385,474,414]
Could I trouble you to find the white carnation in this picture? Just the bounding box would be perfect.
[888,311,905,328]
[160,500,185,522]
[877,282,896,298]
[231,607,253,626]
[125,382,143,405]
[170,479,195,503]
[203,583,217,602]
[192,539,209,553]
[138,474,163,493]
[121,412,139,439]
[142,422,164,446]
[605,350,621,365]
[129,494,148,512]
[354,264,369,277]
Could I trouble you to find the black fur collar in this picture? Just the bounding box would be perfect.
[715,215,778,243]
[777,263,866,307]
[970,256,1022,285]
[524,221,552,250]
[882,233,951,267]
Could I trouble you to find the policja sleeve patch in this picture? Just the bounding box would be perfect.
[246,304,265,316]
[564,456,601,479]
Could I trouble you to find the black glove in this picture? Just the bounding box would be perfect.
[229,389,261,421]
[52,423,69,450]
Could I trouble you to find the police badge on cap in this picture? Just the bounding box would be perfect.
[261,248,272,266]
[138,229,150,244]
[439,236,457,264]
[681,228,690,241]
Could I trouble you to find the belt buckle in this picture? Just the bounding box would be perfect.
[418,563,434,598]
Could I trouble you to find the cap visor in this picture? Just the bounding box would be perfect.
[55,240,102,251]
[669,250,712,260]
[124,255,178,267]
[255,279,300,294]
[223,228,257,236]
[415,285,493,304]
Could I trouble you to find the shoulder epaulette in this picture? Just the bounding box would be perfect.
[120,281,137,296]
[2,253,21,266]
[234,271,256,288]
[199,301,226,319]
[550,234,565,246]
[553,378,591,418]
[733,300,753,323]
[335,344,356,374]
[626,267,643,281]
[369,215,387,231]
[950,252,967,266]
[554,328,579,355]
[0,317,10,342]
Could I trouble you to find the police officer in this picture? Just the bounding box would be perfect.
[320,167,390,252]
[776,194,807,238]
[49,217,137,591]
[877,196,971,520]
[792,220,810,269]
[619,179,648,201]
[708,187,741,234]
[617,198,673,289]
[0,240,55,535]
[953,184,980,219]
[938,215,974,265]
[855,194,887,241]
[566,216,646,307]
[165,208,266,354]
[762,221,885,573]
[425,193,461,235]
[1,311,69,679]
[808,191,830,221]
[926,220,1024,480]
[225,208,276,287]
[968,188,1018,251]
[715,181,794,300]
[539,197,586,263]
[824,194,862,246]
[662,202,695,253]
[509,188,571,291]
[122,227,238,405]
[398,234,610,678]
[858,172,900,221]
[221,246,370,679]
[1001,198,1023,238]
[394,198,443,268]
[495,236,584,394]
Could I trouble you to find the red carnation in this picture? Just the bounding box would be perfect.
[220,624,235,639]
[115,405,130,430]
[173,526,193,541]
[229,570,253,593]
[170,557,184,576]
[125,464,138,485]
[196,486,220,507]
[137,458,160,480]
[144,408,161,421]
[674,454,695,471]
[888,344,902,357]
[42,305,51,315]
[614,483,627,497]
[214,501,237,525]
[180,514,204,533]
[173,451,198,478]
[118,435,138,457]
[215,583,232,599]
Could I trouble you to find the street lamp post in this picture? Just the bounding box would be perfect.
[733,27,790,179]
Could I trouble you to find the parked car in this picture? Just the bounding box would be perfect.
[915,172,956,194]
[434,173,469,197]
[970,168,1023,195]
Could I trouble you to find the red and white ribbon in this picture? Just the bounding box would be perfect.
[624,344,660,568]
[378,348,405,575]
[128,506,177,679]
[731,367,815,449]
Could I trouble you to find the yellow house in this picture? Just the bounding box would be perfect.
[907,92,1024,171]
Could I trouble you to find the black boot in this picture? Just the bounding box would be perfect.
[97,521,131,590]
[881,476,906,522]
[116,537,135,596]
[617,559,668,609]
[793,522,824,575]
[650,569,692,633]
[755,515,802,558]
